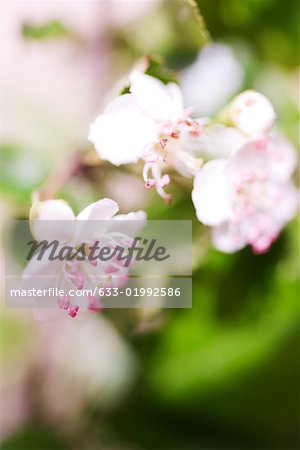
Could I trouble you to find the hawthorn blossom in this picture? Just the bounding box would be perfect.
[89,70,204,201]
[23,197,146,318]
[192,136,298,253]
[229,90,276,138]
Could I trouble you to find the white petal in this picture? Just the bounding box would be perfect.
[166,82,184,118]
[30,199,75,221]
[169,146,202,177]
[227,136,297,184]
[22,249,61,279]
[32,308,68,323]
[130,71,182,121]
[267,135,297,181]
[21,248,62,300]
[230,90,276,137]
[89,94,158,165]
[192,160,232,226]
[109,210,147,237]
[74,199,119,243]
[113,210,147,222]
[77,199,119,221]
[30,199,75,242]
[226,140,268,178]
[104,92,140,114]
[212,222,247,253]
[194,124,246,158]
[271,182,298,225]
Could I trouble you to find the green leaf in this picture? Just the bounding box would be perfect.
[22,20,71,40]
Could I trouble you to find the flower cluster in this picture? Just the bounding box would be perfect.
[89,72,298,254]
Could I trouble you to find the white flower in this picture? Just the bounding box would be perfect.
[192,136,298,253]
[229,90,276,138]
[24,197,146,318]
[89,70,204,201]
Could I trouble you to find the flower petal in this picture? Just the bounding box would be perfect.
[166,82,184,118]
[32,308,68,323]
[194,124,246,158]
[227,136,297,185]
[22,248,62,280]
[74,199,120,243]
[21,248,62,306]
[267,135,297,181]
[226,141,264,178]
[109,210,147,237]
[130,71,182,121]
[192,160,232,226]
[89,94,158,165]
[77,199,119,221]
[30,199,75,242]
[271,182,298,225]
[113,210,147,222]
[212,222,247,253]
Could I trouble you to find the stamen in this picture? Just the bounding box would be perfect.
[161,120,173,135]
[164,194,172,204]
[178,107,193,123]
[157,174,170,188]
[145,178,156,189]
[68,305,79,318]
[57,295,70,310]
[88,296,103,312]
[68,264,84,290]
[158,137,168,149]
[171,131,180,139]
[190,120,202,137]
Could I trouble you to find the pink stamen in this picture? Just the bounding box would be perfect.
[158,137,168,149]
[190,120,202,137]
[145,178,156,189]
[119,274,129,287]
[57,295,70,310]
[68,305,79,318]
[178,107,193,123]
[68,267,84,290]
[161,120,173,135]
[171,131,180,139]
[164,194,172,204]
[105,264,118,274]
[88,258,97,267]
[88,296,103,312]
[157,174,170,188]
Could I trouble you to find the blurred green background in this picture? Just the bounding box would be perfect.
[0,1,299,449]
